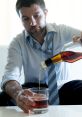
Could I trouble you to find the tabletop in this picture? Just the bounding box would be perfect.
[0,105,82,117]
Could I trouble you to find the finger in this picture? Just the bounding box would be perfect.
[73,35,80,42]
[16,90,36,113]
[19,104,30,113]
[16,95,29,113]
[80,32,82,44]
[17,96,33,113]
[80,32,82,39]
[20,95,35,109]
[22,89,34,96]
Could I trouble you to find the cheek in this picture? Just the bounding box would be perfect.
[22,22,30,31]
[39,16,46,27]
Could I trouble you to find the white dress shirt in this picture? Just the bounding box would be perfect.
[1,23,81,90]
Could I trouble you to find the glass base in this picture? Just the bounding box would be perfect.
[33,108,48,114]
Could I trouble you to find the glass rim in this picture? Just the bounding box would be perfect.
[28,87,49,91]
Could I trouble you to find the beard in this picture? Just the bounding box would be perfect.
[28,25,46,38]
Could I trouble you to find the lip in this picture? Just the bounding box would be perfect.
[30,26,40,31]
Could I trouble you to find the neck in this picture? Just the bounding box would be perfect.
[31,27,47,45]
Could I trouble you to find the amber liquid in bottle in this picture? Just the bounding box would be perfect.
[41,51,82,68]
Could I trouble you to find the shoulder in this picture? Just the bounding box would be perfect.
[8,30,26,52]
[10,30,25,46]
[46,23,69,32]
[13,30,25,42]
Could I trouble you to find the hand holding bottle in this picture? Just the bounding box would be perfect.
[73,32,82,45]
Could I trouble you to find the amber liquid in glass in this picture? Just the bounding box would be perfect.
[31,89,48,114]
[33,99,48,108]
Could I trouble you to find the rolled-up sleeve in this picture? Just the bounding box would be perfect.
[1,38,23,89]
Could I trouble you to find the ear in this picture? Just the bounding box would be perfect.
[44,9,48,16]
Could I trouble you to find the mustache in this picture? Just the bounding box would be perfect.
[30,26,40,30]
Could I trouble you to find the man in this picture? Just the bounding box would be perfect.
[0,0,82,113]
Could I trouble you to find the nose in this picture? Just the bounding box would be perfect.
[30,16,36,26]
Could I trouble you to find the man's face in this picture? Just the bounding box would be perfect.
[19,4,48,36]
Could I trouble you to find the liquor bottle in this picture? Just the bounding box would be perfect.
[41,51,82,69]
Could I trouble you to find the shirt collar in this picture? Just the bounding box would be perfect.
[46,23,57,33]
[24,23,57,50]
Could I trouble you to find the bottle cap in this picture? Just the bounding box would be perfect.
[40,61,47,69]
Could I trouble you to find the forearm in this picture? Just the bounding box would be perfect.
[4,80,22,101]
